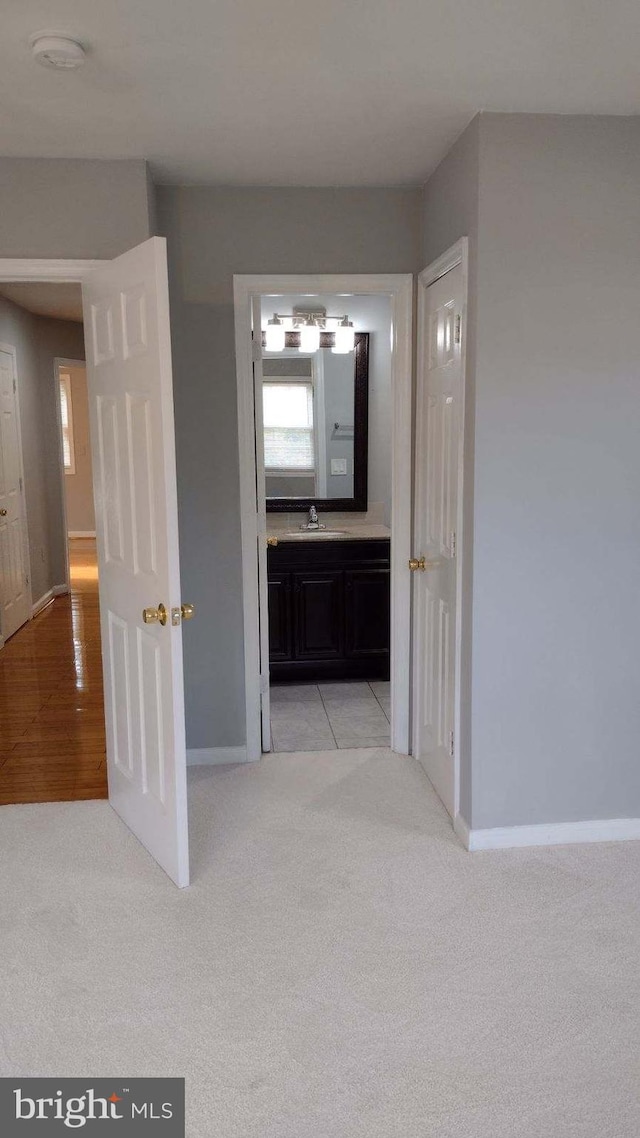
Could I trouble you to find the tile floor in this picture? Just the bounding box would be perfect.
[270,680,390,751]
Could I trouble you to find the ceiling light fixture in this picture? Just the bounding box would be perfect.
[30,31,86,70]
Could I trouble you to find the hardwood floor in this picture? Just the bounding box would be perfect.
[0,539,107,804]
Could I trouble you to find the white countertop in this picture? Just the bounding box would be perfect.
[267,523,391,543]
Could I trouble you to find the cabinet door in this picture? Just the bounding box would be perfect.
[268,573,292,661]
[345,569,390,657]
[293,571,343,659]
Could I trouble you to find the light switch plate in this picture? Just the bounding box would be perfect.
[331,458,348,476]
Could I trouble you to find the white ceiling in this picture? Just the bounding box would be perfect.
[0,282,83,322]
[2,2,640,186]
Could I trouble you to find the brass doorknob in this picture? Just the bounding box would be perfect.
[266,536,278,547]
[0,509,6,517]
[142,603,168,626]
[180,603,195,621]
[408,557,426,572]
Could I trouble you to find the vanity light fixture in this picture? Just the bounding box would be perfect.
[265,314,285,352]
[299,320,321,353]
[263,310,355,352]
[332,316,355,354]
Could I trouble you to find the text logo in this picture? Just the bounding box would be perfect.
[0,1078,184,1135]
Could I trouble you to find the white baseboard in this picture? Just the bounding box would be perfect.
[68,531,96,538]
[455,814,640,851]
[32,584,67,616]
[453,813,471,848]
[187,746,248,767]
[32,589,54,616]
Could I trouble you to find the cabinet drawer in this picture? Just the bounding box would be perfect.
[268,538,390,570]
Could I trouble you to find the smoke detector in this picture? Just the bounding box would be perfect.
[30,32,86,70]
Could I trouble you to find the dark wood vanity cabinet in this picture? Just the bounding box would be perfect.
[267,572,293,661]
[267,539,390,681]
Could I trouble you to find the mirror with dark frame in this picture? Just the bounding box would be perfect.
[263,332,368,513]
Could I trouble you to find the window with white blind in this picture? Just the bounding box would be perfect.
[263,380,315,474]
[59,371,76,475]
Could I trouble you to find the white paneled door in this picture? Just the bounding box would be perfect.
[252,296,271,751]
[412,263,464,817]
[82,238,190,887]
[0,346,30,642]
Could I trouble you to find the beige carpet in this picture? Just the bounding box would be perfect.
[1,748,639,1137]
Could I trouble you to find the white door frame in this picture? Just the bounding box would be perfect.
[0,260,106,622]
[416,238,469,820]
[0,260,105,282]
[0,340,32,646]
[234,273,414,762]
[53,357,87,591]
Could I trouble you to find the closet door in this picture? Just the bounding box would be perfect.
[0,345,30,642]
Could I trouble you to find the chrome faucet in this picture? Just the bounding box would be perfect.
[300,505,325,531]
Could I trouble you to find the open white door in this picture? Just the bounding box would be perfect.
[0,345,30,643]
[82,237,190,887]
[252,296,271,751]
[412,262,464,818]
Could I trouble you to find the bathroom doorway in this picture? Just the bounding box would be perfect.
[234,274,413,760]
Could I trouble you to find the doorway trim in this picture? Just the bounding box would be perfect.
[234,273,414,762]
[0,260,105,282]
[54,357,87,592]
[416,237,469,821]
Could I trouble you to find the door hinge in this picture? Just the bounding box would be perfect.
[252,335,262,363]
[454,314,462,345]
[450,531,456,557]
[260,673,269,695]
[19,476,23,492]
[13,378,16,392]
[449,730,455,757]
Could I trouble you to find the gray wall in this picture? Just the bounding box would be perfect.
[0,295,85,603]
[0,159,152,259]
[422,116,480,824]
[156,186,422,750]
[472,114,640,829]
[424,113,640,829]
[63,364,95,534]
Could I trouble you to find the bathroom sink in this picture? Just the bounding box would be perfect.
[283,529,347,540]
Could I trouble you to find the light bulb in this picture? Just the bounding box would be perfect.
[299,321,320,353]
[333,317,355,353]
[265,315,285,352]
